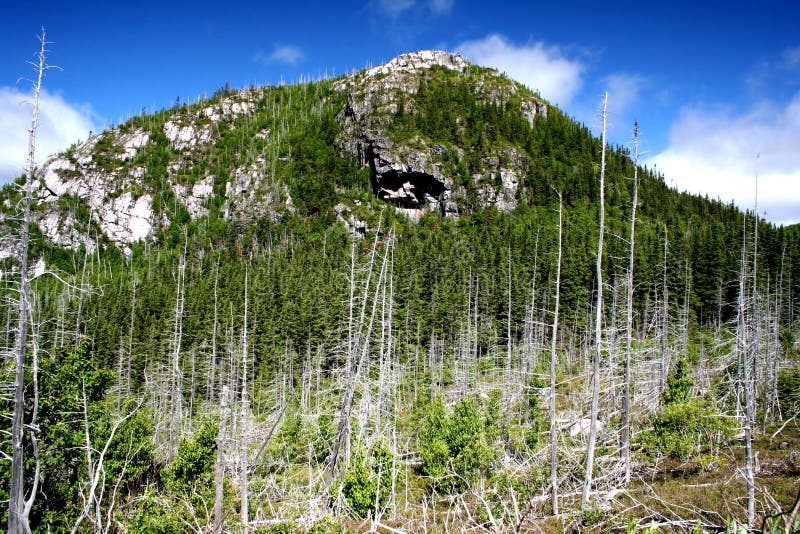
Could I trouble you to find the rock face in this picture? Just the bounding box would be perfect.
[473,146,531,212]
[334,50,546,216]
[23,90,267,254]
[223,159,293,223]
[32,130,155,255]
[173,176,215,219]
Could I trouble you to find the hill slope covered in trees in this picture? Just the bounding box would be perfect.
[2,50,799,533]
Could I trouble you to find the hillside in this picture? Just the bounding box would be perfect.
[1,51,799,533]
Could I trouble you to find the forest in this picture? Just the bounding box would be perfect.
[2,43,800,533]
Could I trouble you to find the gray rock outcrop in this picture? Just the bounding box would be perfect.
[333,50,545,216]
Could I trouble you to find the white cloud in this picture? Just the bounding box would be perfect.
[270,44,304,64]
[255,44,304,65]
[0,87,97,182]
[783,46,800,69]
[649,93,800,225]
[456,34,584,107]
[603,73,644,120]
[590,73,647,141]
[429,0,454,14]
[376,0,415,17]
[373,0,451,17]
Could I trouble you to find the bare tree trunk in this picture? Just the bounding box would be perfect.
[213,385,229,533]
[473,274,479,389]
[125,273,137,398]
[582,91,607,507]
[735,214,756,530]
[71,394,142,534]
[74,238,88,342]
[661,226,669,393]
[746,157,760,527]
[9,29,49,534]
[681,261,690,357]
[765,246,786,426]
[329,228,383,478]
[550,193,563,515]
[207,259,219,404]
[240,269,250,532]
[168,243,187,462]
[505,247,513,435]
[621,120,639,485]
[608,276,620,412]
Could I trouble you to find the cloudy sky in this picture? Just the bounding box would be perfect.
[3,0,798,224]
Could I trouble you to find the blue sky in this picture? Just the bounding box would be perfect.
[3,0,799,224]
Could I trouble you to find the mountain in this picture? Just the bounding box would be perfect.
[5,50,796,324]
[3,51,539,253]
[2,51,799,532]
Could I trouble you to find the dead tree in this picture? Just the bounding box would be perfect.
[763,246,786,427]
[207,258,220,404]
[71,397,144,534]
[522,231,540,419]
[124,272,137,398]
[661,226,669,393]
[164,237,187,462]
[329,226,385,478]
[549,193,563,515]
[240,269,250,531]
[737,214,756,528]
[582,91,607,507]
[621,120,639,485]
[746,155,761,527]
[505,247,513,434]
[9,29,52,534]
[213,385,229,533]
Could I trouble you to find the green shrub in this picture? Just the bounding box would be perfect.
[312,414,335,464]
[127,487,187,534]
[638,399,735,461]
[309,516,347,533]
[163,420,217,494]
[272,415,307,463]
[418,396,497,493]
[777,365,800,417]
[255,520,299,533]
[340,442,393,518]
[662,356,693,406]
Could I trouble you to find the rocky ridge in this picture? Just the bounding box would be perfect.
[18,90,270,255]
[2,50,547,255]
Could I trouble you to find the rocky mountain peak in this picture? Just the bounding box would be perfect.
[364,50,468,78]
[335,50,546,219]
[2,50,548,256]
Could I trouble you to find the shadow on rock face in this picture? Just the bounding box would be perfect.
[372,169,445,211]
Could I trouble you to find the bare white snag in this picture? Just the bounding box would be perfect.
[621,120,639,485]
[745,155,760,528]
[9,29,52,534]
[582,91,607,507]
[329,224,386,479]
[71,396,143,534]
[661,226,669,393]
[737,215,756,529]
[550,193,563,515]
[505,246,513,434]
[213,385,229,533]
[126,272,137,397]
[208,258,220,404]
[240,269,250,531]
[168,238,187,462]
